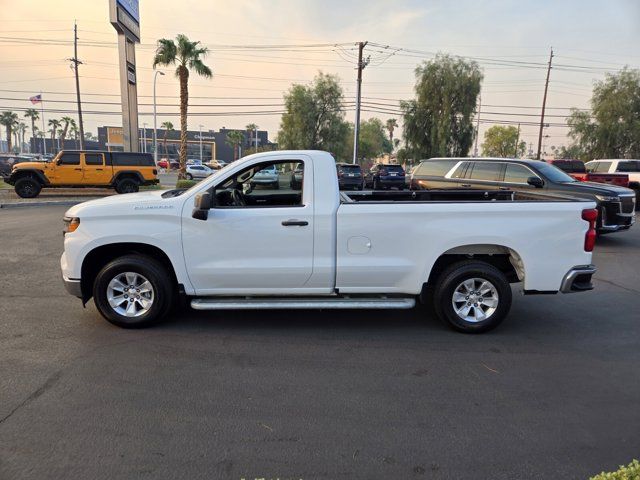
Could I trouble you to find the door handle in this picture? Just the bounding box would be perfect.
[460,183,471,187]
[282,219,308,226]
[499,186,510,190]
[95,168,103,171]
[74,168,82,171]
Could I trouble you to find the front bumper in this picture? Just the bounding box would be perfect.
[63,275,82,298]
[560,265,596,293]
[597,196,636,232]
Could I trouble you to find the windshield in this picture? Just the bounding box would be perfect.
[535,162,577,182]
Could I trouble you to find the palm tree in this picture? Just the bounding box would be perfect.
[386,118,398,150]
[0,111,19,152]
[226,130,245,161]
[48,118,61,152]
[246,123,258,152]
[69,121,79,148]
[24,108,39,152]
[59,116,74,147]
[160,121,174,156]
[153,34,213,178]
[16,122,28,153]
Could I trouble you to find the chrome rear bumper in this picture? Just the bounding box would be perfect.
[560,265,596,293]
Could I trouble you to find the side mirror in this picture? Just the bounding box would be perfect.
[527,176,544,188]
[192,192,211,221]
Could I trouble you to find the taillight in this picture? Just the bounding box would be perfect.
[582,208,598,252]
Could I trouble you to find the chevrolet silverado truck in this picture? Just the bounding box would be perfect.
[5,150,159,198]
[60,150,598,333]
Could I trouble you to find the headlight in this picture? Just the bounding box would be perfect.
[63,216,80,235]
[595,195,619,202]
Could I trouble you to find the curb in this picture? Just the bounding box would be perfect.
[0,199,98,209]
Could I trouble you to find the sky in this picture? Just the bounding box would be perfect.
[0,0,639,156]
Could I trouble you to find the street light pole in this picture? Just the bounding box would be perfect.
[153,70,164,164]
[198,124,203,161]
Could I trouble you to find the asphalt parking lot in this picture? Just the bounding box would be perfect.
[1,206,639,480]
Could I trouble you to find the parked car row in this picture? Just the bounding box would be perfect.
[407,157,636,235]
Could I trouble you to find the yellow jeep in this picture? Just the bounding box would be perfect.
[4,150,159,198]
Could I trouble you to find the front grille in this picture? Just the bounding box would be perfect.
[621,196,636,215]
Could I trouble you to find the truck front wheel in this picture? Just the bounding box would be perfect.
[14,177,42,198]
[93,255,173,328]
[432,260,512,333]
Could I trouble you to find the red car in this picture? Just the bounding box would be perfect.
[548,159,629,188]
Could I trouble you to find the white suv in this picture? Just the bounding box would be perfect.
[250,163,280,189]
[185,164,213,180]
[586,159,640,204]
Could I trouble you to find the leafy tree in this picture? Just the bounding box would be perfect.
[226,130,245,160]
[568,67,640,159]
[16,122,28,153]
[0,111,18,152]
[555,144,586,160]
[278,72,350,157]
[160,121,174,155]
[153,34,213,178]
[401,54,482,159]
[339,119,393,163]
[481,125,526,157]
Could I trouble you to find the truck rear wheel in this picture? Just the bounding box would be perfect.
[115,178,139,194]
[93,255,173,328]
[14,177,42,198]
[432,260,512,333]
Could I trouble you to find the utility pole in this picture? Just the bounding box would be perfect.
[69,21,85,149]
[536,47,553,160]
[514,123,521,158]
[352,41,369,164]
[473,94,481,156]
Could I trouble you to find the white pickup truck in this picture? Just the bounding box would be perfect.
[61,150,598,333]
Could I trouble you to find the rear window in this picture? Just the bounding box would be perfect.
[385,164,404,172]
[415,160,458,177]
[553,160,585,173]
[338,165,361,173]
[616,160,640,172]
[111,152,155,166]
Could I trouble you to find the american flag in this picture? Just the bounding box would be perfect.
[29,94,42,104]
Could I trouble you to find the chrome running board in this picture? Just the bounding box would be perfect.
[190,297,415,310]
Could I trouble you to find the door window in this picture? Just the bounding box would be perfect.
[58,153,80,165]
[503,164,534,184]
[468,162,502,181]
[214,160,303,208]
[596,161,612,172]
[85,153,103,166]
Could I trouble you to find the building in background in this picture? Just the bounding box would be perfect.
[97,126,273,163]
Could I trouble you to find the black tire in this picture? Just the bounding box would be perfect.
[115,177,139,194]
[272,181,280,190]
[373,179,380,190]
[185,173,193,180]
[432,260,512,333]
[93,254,174,328]
[358,184,364,191]
[14,177,42,198]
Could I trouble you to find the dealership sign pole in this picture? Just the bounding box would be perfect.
[109,0,141,152]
